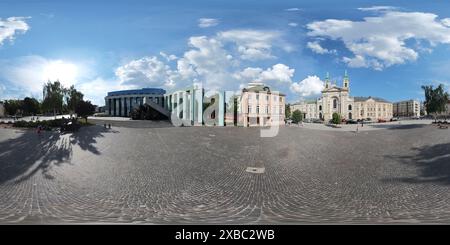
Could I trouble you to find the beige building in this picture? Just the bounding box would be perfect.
[393,100,420,117]
[290,72,393,121]
[238,83,285,126]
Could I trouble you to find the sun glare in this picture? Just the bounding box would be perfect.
[42,60,78,87]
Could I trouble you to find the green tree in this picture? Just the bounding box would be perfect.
[65,85,84,117]
[285,104,291,119]
[22,97,41,116]
[422,84,449,122]
[291,109,303,124]
[42,80,65,116]
[332,112,341,124]
[4,100,23,116]
[75,100,95,123]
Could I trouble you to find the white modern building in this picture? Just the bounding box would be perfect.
[105,88,166,117]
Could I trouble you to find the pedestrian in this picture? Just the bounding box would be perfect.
[108,124,111,129]
[37,125,42,136]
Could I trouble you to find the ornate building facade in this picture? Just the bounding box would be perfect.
[238,83,285,127]
[290,72,393,121]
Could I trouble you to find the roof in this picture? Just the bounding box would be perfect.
[354,96,391,103]
[242,84,285,96]
[107,88,166,97]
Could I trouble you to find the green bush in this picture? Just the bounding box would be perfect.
[291,110,303,124]
[332,112,341,124]
[13,118,78,130]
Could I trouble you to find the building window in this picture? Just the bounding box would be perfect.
[333,99,337,109]
[256,94,259,100]
[348,105,352,111]
[265,106,268,114]
[319,105,322,111]
[248,105,251,113]
[256,105,259,114]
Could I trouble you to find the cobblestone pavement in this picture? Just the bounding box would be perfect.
[0,123,449,224]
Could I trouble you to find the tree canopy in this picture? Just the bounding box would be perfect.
[75,100,96,122]
[422,84,449,118]
[332,112,341,124]
[291,109,303,123]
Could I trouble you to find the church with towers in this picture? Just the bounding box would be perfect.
[291,71,393,122]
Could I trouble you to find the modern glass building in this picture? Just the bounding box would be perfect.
[105,88,166,117]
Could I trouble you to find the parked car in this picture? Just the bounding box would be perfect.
[378,119,387,123]
[346,119,357,124]
[312,119,323,123]
[390,117,399,122]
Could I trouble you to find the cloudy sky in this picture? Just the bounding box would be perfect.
[1,0,450,105]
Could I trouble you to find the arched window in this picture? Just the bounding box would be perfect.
[333,99,337,109]
[348,105,352,111]
[319,105,322,111]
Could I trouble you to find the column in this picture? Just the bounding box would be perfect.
[177,92,182,120]
[108,98,112,115]
[195,87,203,125]
[182,91,188,121]
[190,89,195,125]
[114,98,119,116]
[218,91,225,126]
[118,98,122,116]
[129,97,133,115]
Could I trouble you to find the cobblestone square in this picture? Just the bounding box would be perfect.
[0,122,449,224]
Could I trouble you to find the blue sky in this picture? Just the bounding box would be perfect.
[1,0,450,105]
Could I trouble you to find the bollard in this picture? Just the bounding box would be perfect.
[104,124,107,128]
[108,124,111,129]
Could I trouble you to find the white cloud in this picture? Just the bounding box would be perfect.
[307,41,336,54]
[0,17,30,46]
[307,10,450,70]
[77,77,123,105]
[290,75,324,97]
[285,8,301,12]
[0,56,84,96]
[260,64,294,83]
[217,29,281,60]
[442,18,450,27]
[357,6,397,12]
[288,22,298,27]
[159,51,177,61]
[234,64,294,84]
[198,18,219,28]
[115,56,176,88]
[3,29,293,105]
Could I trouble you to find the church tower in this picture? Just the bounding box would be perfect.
[343,70,350,90]
[325,72,330,89]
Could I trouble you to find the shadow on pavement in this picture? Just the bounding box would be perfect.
[0,126,118,184]
[383,142,450,185]
[370,124,427,130]
[88,118,174,129]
